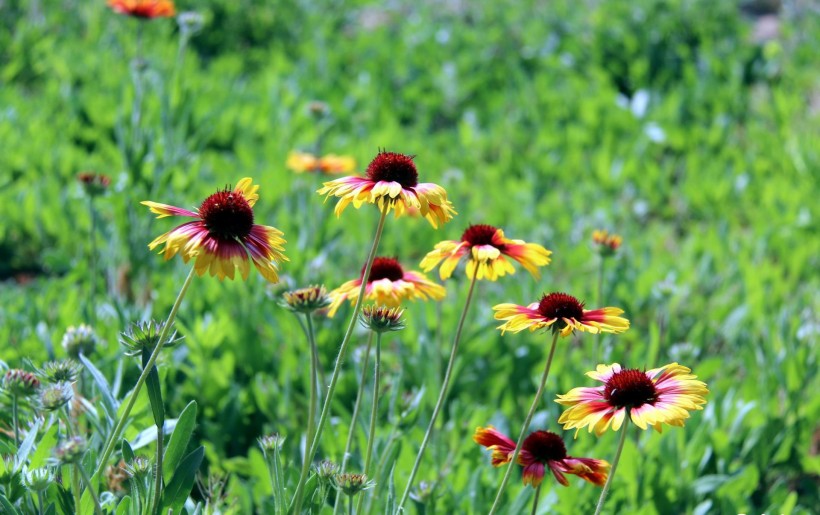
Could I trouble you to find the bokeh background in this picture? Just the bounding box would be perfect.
[1,0,818,513]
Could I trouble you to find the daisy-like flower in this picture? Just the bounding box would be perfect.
[287,151,356,174]
[108,0,175,18]
[474,426,609,487]
[592,229,622,256]
[317,150,455,228]
[142,178,287,282]
[420,223,551,281]
[493,292,629,337]
[327,257,445,317]
[556,363,709,436]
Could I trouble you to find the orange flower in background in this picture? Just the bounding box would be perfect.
[474,426,609,487]
[317,150,456,228]
[493,292,629,337]
[287,151,356,174]
[327,256,445,316]
[421,223,551,281]
[108,0,175,18]
[142,178,287,282]
[556,363,709,436]
[592,229,622,255]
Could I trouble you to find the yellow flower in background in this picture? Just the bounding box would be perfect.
[556,363,709,436]
[142,178,287,282]
[493,292,629,337]
[421,223,551,281]
[317,150,455,228]
[287,151,356,174]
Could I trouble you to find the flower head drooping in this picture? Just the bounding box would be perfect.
[108,0,176,18]
[556,363,709,436]
[77,172,111,197]
[142,178,288,282]
[474,426,610,487]
[493,292,629,337]
[317,150,456,228]
[287,151,356,175]
[592,230,622,257]
[360,305,405,333]
[421,224,552,281]
[39,360,83,384]
[55,436,87,465]
[280,285,332,314]
[40,382,74,412]
[119,320,183,357]
[334,473,375,497]
[61,324,99,358]
[2,370,40,397]
[327,257,445,317]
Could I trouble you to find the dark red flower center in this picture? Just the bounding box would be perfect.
[363,257,405,282]
[604,369,658,408]
[461,224,503,248]
[537,293,585,331]
[199,188,254,240]
[365,151,418,188]
[522,431,568,463]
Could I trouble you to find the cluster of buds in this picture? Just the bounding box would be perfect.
[119,320,183,357]
[592,229,623,256]
[77,172,111,197]
[359,305,405,333]
[39,360,82,383]
[61,324,99,359]
[280,285,332,314]
[334,472,375,497]
[2,369,40,397]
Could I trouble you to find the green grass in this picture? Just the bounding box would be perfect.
[1,0,818,513]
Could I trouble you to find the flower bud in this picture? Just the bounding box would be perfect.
[123,456,153,480]
[2,369,40,397]
[40,382,74,412]
[334,472,374,497]
[55,436,86,465]
[258,433,286,456]
[280,285,332,314]
[39,360,82,384]
[592,229,622,256]
[23,468,53,492]
[61,324,99,359]
[119,320,183,357]
[77,172,111,197]
[360,305,405,333]
[315,459,338,483]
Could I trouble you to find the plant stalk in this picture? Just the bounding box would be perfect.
[594,419,630,515]
[356,332,382,514]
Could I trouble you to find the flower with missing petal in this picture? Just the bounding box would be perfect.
[108,0,175,18]
[556,363,709,436]
[318,150,455,228]
[474,426,609,487]
[493,292,629,337]
[287,151,356,174]
[327,257,445,317]
[421,223,551,281]
[142,178,287,282]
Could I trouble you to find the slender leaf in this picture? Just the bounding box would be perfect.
[141,347,165,428]
[159,446,205,514]
[14,418,41,469]
[115,495,131,515]
[28,421,55,469]
[0,494,21,515]
[163,401,197,480]
[78,353,118,420]
[121,439,135,463]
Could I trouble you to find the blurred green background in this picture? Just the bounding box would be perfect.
[1,0,818,513]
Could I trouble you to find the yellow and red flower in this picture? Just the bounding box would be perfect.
[317,150,455,228]
[556,363,709,436]
[108,0,175,18]
[493,292,629,337]
[142,178,287,282]
[592,229,622,255]
[473,426,609,487]
[287,151,356,174]
[327,257,445,317]
[420,224,551,281]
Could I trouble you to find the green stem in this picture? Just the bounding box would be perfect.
[72,465,81,515]
[348,494,353,515]
[37,490,45,515]
[356,332,382,514]
[77,464,104,515]
[530,483,542,515]
[274,444,287,515]
[594,419,630,515]
[11,395,19,447]
[294,312,321,511]
[88,197,98,323]
[333,332,374,515]
[94,267,196,477]
[396,273,479,512]
[291,207,388,513]
[488,331,560,515]
[152,423,164,515]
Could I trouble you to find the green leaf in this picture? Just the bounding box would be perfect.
[121,439,135,463]
[78,353,118,421]
[142,347,165,428]
[160,446,204,513]
[115,495,131,515]
[164,401,197,480]
[28,422,56,469]
[15,417,41,469]
[0,494,21,515]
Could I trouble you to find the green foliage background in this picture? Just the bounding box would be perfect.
[1,0,818,513]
